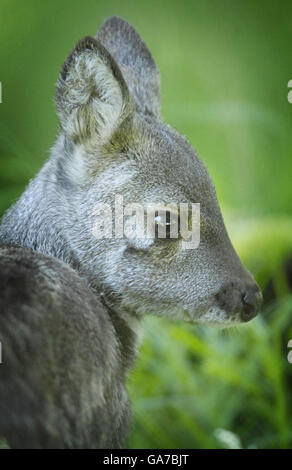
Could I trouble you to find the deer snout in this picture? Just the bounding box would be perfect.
[240,288,263,322]
[215,281,262,323]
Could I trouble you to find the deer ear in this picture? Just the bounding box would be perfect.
[97,16,160,118]
[56,37,133,146]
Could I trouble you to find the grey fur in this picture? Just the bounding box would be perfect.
[97,16,161,117]
[0,246,134,448]
[0,16,262,448]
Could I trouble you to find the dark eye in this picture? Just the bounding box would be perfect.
[154,210,180,240]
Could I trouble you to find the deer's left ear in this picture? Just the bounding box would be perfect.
[56,37,133,146]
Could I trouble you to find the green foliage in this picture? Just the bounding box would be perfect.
[0,0,291,449]
[0,439,9,449]
[126,296,292,449]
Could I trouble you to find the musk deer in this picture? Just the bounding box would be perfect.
[0,16,262,448]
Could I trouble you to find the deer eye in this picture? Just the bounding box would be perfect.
[154,210,180,240]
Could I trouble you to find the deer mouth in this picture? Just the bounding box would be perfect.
[196,307,243,328]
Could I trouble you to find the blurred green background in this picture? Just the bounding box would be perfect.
[0,0,292,449]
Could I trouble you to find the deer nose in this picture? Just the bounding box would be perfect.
[240,288,263,322]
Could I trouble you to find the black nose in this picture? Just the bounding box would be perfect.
[240,289,263,322]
